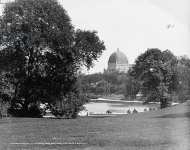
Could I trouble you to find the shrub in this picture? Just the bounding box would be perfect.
[51,92,88,119]
[8,102,44,117]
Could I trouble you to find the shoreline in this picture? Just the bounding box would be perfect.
[91,98,157,104]
[91,98,179,105]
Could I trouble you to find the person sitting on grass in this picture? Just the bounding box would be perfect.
[144,108,147,112]
[152,108,156,111]
[133,108,138,114]
[106,110,112,114]
[127,109,131,114]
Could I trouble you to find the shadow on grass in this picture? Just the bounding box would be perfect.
[155,112,190,119]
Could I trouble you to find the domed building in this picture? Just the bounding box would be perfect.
[107,49,129,73]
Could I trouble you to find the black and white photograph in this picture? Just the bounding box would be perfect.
[0,0,190,149]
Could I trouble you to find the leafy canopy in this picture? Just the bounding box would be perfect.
[130,48,178,107]
[0,0,105,117]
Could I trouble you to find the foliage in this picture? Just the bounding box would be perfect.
[175,56,190,102]
[130,48,178,108]
[0,0,105,117]
[74,30,105,69]
[124,75,140,99]
[0,73,12,117]
[79,71,128,96]
[50,92,88,119]
[8,102,44,117]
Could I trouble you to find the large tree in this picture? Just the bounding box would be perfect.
[0,0,105,117]
[176,56,190,102]
[130,48,178,108]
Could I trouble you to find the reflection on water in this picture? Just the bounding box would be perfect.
[79,101,159,116]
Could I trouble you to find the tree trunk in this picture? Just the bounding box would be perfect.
[160,97,169,109]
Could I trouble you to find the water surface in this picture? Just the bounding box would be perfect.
[79,100,159,116]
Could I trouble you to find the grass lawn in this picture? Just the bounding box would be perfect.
[0,101,190,150]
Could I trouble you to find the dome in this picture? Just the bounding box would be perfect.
[108,49,128,65]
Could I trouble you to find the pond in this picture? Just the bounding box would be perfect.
[79,99,160,116]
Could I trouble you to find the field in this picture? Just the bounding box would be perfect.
[0,101,190,150]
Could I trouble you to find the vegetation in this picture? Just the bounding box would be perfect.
[124,75,140,100]
[0,0,105,117]
[80,48,190,108]
[129,48,188,108]
[78,71,127,98]
[175,56,190,101]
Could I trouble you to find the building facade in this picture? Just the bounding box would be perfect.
[107,49,129,73]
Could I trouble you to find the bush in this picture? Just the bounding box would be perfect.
[8,102,44,117]
[27,104,45,117]
[146,91,160,103]
[51,92,88,119]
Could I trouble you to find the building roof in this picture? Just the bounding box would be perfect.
[108,49,128,64]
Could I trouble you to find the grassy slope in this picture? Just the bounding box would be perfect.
[0,101,190,150]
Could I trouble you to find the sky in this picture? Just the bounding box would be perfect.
[0,0,190,73]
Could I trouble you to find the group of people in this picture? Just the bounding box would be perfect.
[105,107,157,115]
[105,108,139,115]
[126,108,138,114]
